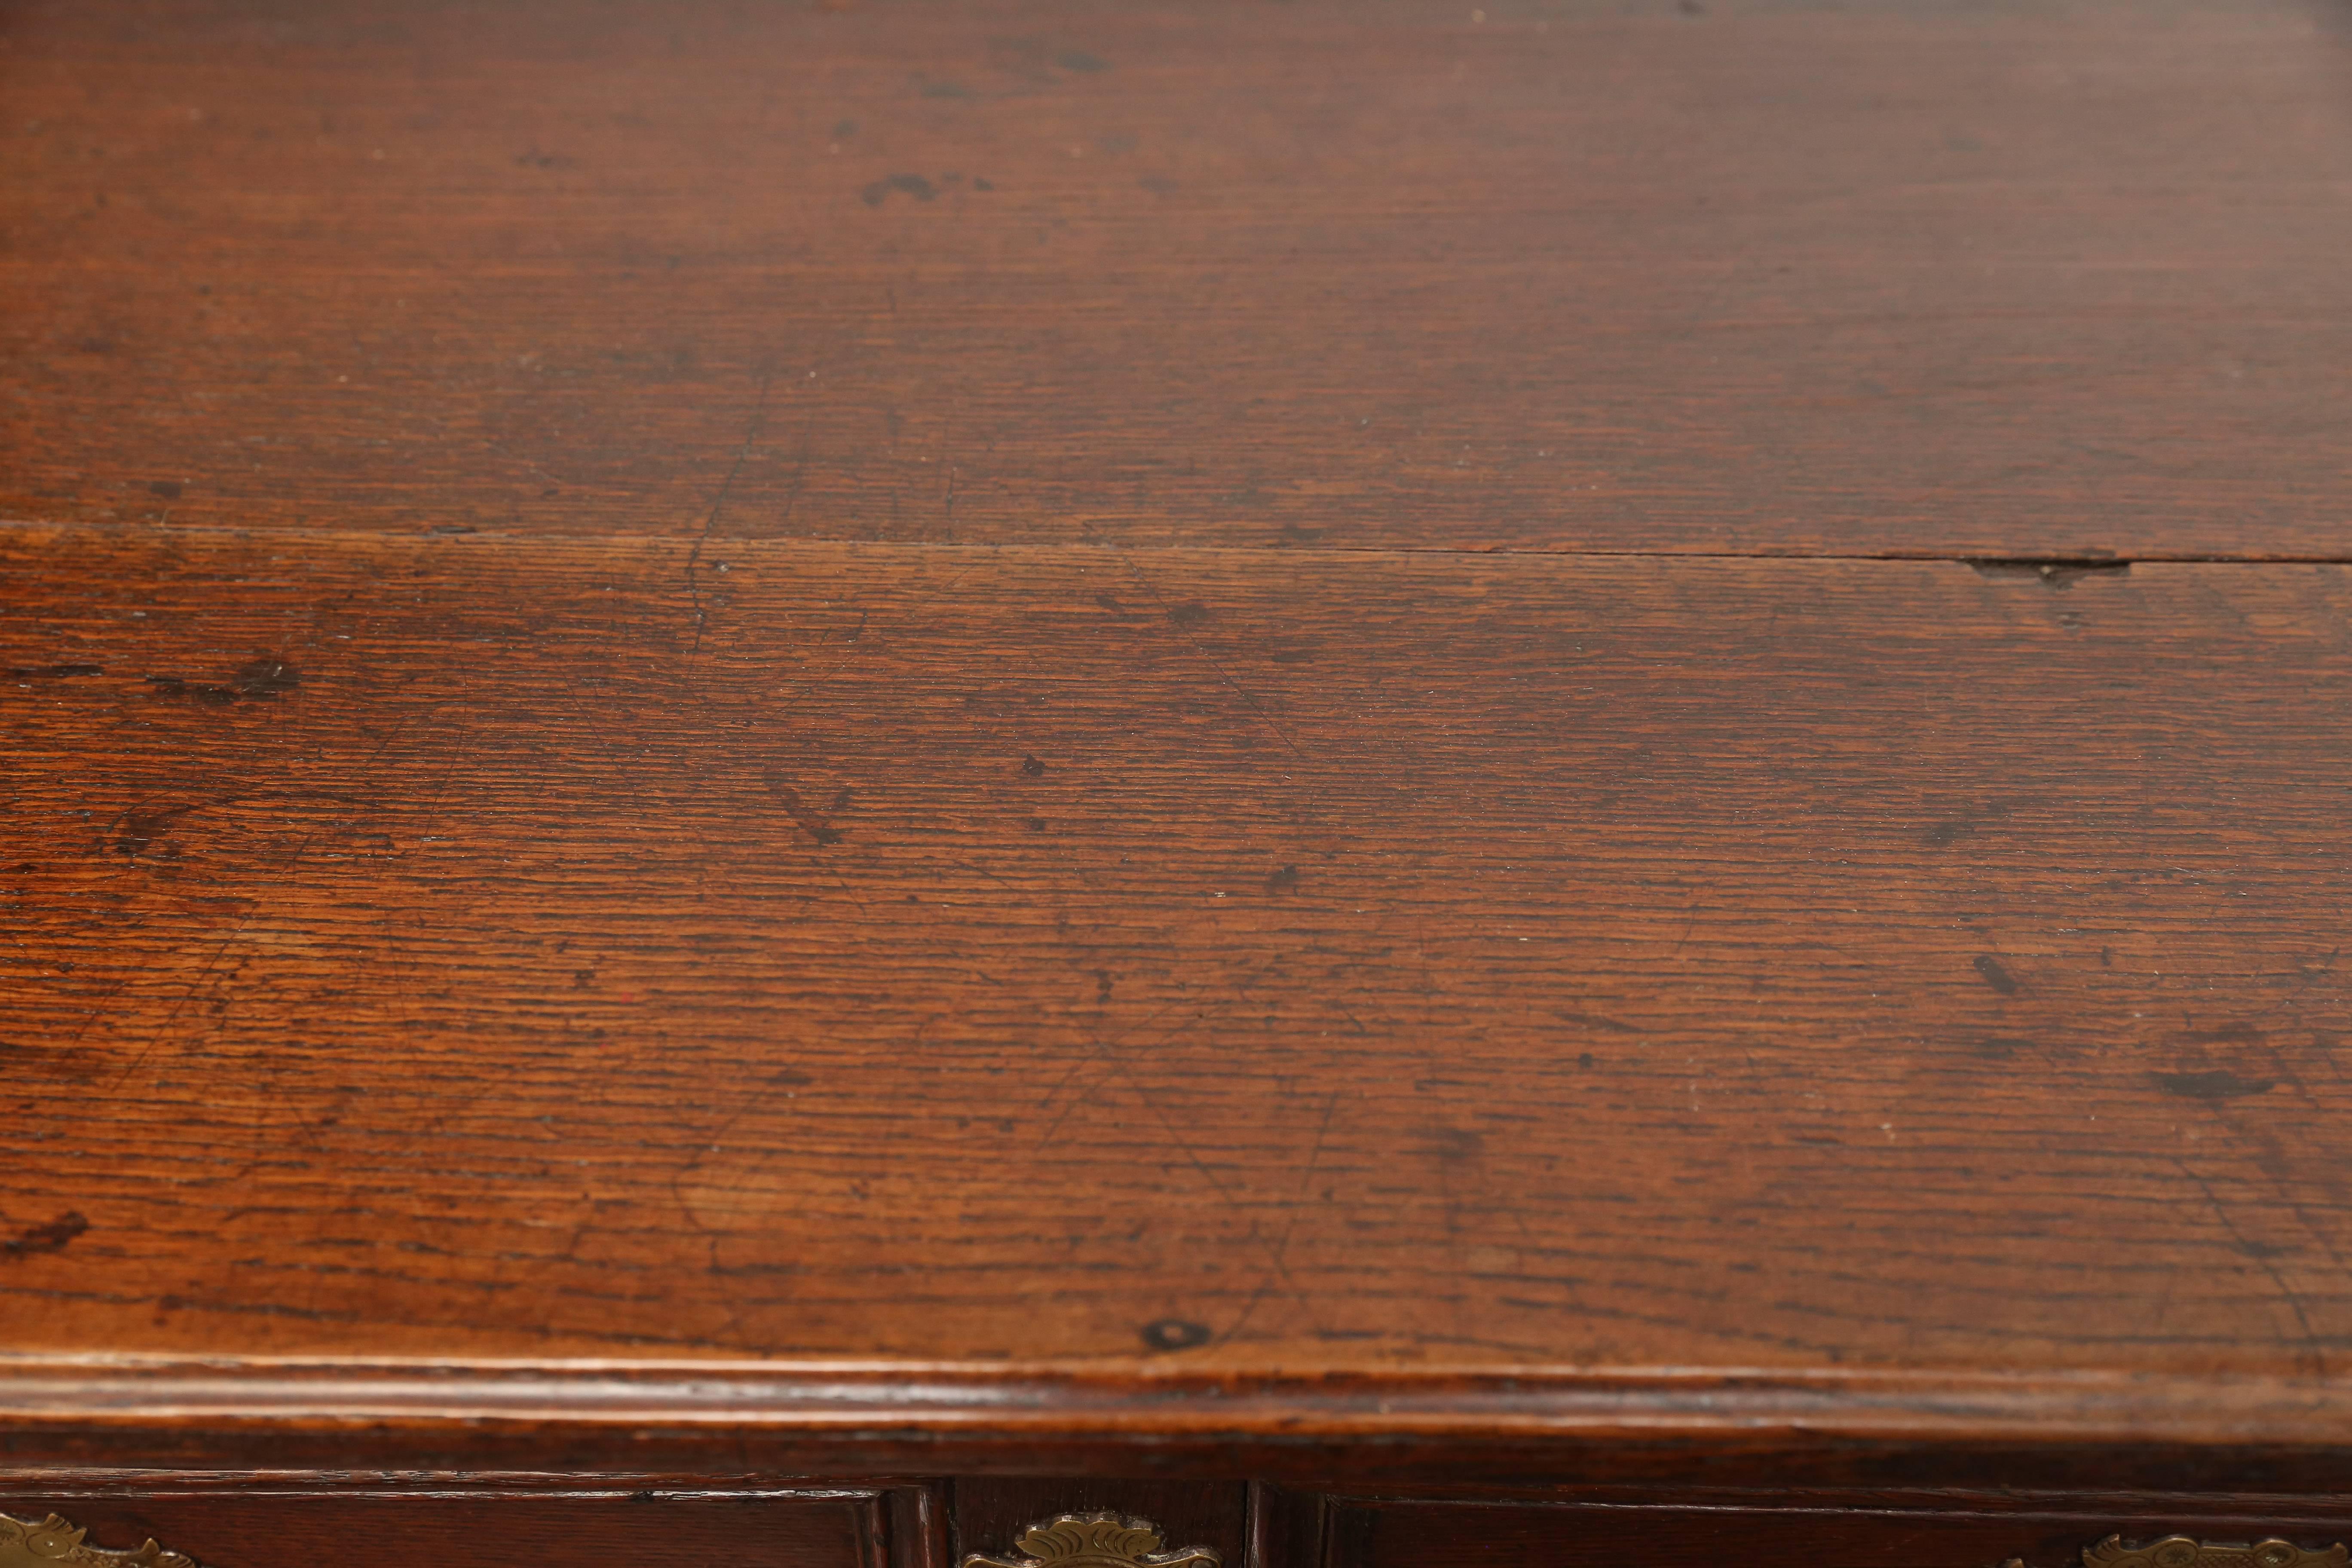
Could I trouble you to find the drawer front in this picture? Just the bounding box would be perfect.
[0,1488,928,1568]
[1326,1504,2352,1568]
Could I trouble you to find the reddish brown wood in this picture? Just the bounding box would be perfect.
[0,1485,917,1568]
[4,0,2349,557]
[7,1363,2352,1493]
[1323,1501,2352,1568]
[16,1479,2352,1568]
[10,0,2352,1526]
[3,522,2352,1491]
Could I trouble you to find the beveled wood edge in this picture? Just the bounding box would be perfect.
[0,1358,2347,1448]
[1,1364,2348,1491]
[0,1476,919,1496]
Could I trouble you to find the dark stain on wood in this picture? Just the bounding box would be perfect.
[1972,956,2021,995]
[1,1213,88,1260]
[2152,1069,2278,1101]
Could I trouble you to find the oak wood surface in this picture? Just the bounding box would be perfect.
[4,524,2351,1424]
[9,0,2352,1494]
[5,0,2350,557]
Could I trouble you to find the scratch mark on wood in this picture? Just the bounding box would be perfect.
[686,371,775,655]
[2177,1158,2326,1375]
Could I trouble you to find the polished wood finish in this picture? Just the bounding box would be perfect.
[0,1487,922,1568]
[5,524,2352,1469]
[6,0,2352,1544]
[5,0,2349,558]
[1321,1503,2352,1568]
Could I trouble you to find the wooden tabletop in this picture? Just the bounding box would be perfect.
[3,0,2350,1481]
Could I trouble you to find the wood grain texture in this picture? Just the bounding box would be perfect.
[0,1487,909,1568]
[5,0,2350,557]
[1326,1501,2352,1568]
[4,523,2352,1413]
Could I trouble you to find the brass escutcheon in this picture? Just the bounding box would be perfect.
[2084,1539,2350,1568]
[0,1513,193,1568]
[961,1513,1221,1568]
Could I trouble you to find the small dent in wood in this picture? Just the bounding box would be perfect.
[1140,1318,1211,1351]
[864,172,940,205]
[1967,557,2128,589]
[142,657,299,705]
[1966,1037,2036,1060]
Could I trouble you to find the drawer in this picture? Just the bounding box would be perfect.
[0,1486,934,1568]
[1322,1502,2352,1568]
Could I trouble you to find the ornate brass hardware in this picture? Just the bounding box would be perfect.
[961,1513,1221,1568]
[2086,1540,2349,1568]
[0,1513,193,1568]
